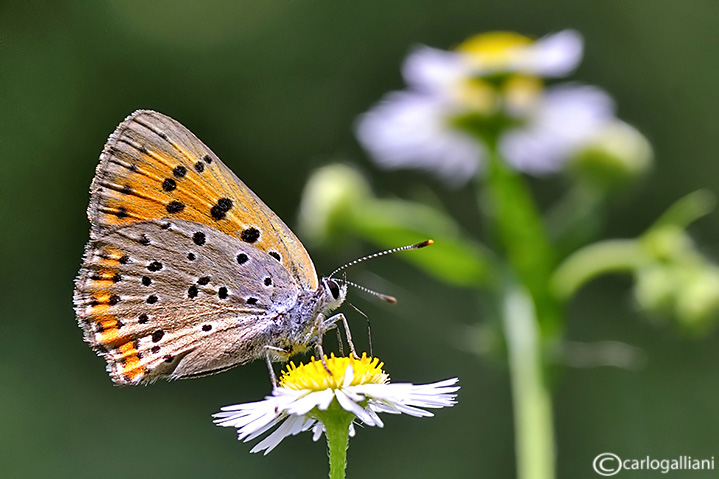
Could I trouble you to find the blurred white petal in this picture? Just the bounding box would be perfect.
[522,29,584,77]
[402,45,467,92]
[356,91,484,185]
[501,85,615,173]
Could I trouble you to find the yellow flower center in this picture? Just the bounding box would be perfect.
[457,31,534,72]
[458,31,532,55]
[279,353,389,391]
[502,75,543,112]
[454,78,497,114]
[446,32,544,115]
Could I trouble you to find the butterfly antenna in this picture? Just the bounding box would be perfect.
[343,280,397,304]
[348,302,373,357]
[329,239,434,278]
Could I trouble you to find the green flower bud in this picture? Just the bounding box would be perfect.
[675,266,719,333]
[633,265,678,317]
[641,226,694,263]
[298,164,370,246]
[569,121,653,190]
[634,225,719,334]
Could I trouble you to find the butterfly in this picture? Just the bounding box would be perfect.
[73,110,356,385]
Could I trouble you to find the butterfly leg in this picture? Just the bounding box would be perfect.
[322,313,359,359]
[263,347,287,388]
[335,328,344,356]
[347,302,373,357]
[313,313,334,375]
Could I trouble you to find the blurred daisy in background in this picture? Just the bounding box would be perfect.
[356,29,618,184]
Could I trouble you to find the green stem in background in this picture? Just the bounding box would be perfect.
[545,183,606,256]
[483,146,561,337]
[502,284,555,479]
[649,189,716,230]
[481,144,558,479]
[551,239,642,300]
[315,401,354,479]
[549,190,716,301]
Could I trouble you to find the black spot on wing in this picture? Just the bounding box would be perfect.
[166,201,185,213]
[162,178,177,191]
[173,165,187,178]
[241,227,260,243]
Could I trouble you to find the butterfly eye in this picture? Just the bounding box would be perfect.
[327,280,341,300]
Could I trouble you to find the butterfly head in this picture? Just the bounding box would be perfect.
[320,277,348,312]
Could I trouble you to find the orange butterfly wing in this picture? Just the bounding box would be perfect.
[87,110,318,291]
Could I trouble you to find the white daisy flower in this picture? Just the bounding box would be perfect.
[356,29,616,184]
[213,354,459,454]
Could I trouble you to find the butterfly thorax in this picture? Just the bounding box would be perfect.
[269,277,347,361]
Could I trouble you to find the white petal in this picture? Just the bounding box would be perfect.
[382,402,435,417]
[287,416,315,436]
[284,390,327,416]
[402,45,468,92]
[525,29,584,76]
[426,378,461,388]
[216,398,269,413]
[311,388,337,411]
[342,364,355,388]
[242,415,286,442]
[354,379,459,408]
[366,405,385,428]
[501,84,615,174]
[213,398,283,434]
[312,422,325,442]
[355,91,483,185]
[367,400,402,415]
[250,417,296,454]
[338,386,366,404]
[251,415,314,455]
[335,389,375,425]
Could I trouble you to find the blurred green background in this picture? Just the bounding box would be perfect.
[2,1,719,478]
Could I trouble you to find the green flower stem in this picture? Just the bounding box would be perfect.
[545,183,605,255]
[315,401,355,479]
[550,191,716,302]
[483,147,561,337]
[482,145,558,479]
[551,239,642,300]
[650,189,715,230]
[503,284,555,479]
